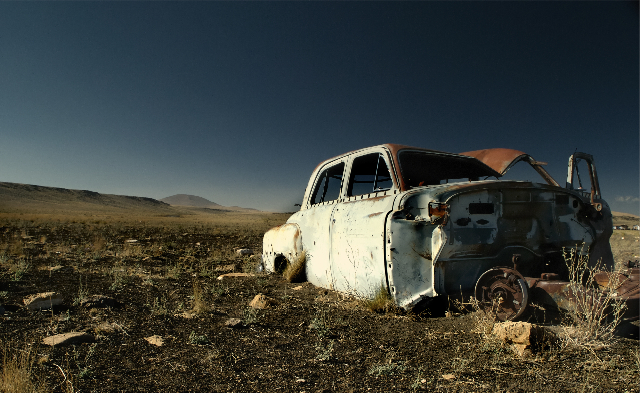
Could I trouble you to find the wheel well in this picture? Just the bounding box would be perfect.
[274,255,289,274]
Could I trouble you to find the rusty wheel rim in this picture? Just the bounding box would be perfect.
[475,267,529,322]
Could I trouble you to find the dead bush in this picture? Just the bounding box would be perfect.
[560,245,627,348]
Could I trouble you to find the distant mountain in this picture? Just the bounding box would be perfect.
[160,194,257,212]
[0,182,171,214]
[160,194,222,208]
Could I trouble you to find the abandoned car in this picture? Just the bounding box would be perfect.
[262,144,638,321]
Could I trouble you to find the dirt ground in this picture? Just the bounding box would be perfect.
[0,218,638,392]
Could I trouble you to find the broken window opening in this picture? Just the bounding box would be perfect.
[311,162,345,205]
[399,151,495,189]
[347,153,393,196]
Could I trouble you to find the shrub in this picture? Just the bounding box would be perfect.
[560,245,627,347]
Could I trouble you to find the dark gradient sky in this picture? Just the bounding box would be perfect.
[1,2,638,214]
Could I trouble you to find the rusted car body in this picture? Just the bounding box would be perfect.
[262,144,638,320]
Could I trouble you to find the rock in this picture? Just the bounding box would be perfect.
[41,265,64,272]
[441,374,455,381]
[249,294,276,309]
[145,335,164,346]
[176,311,197,319]
[235,248,253,256]
[125,239,138,243]
[292,286,303,291]
[214,264,236,272]
[225,318,243,328]
[492,321,556,356]
[79,295,118,309]
[24,292,63,310]
[94,322,124,334]
[43,332,94,346]
[217,273,255,281]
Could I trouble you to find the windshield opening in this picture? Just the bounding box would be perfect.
[398,151,497,189]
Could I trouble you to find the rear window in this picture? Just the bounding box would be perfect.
[398,151,497,188]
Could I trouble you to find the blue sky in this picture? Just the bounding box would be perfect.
[1,2,638,214]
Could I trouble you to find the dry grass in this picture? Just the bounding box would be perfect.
[559,245,627,348]
[192,280,210,314]
[283,251,306,283]
[1,346,47,393]
[363,285,397,313]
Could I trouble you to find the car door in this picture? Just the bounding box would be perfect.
[330,151,398,297]
[296,160,346,289]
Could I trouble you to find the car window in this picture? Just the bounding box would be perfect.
[310,162,345,204]
[347,153,393,196]
[399,151,496,188]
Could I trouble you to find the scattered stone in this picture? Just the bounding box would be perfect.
[43,332,94,347]
[225,318,243,328]
[492,321,556,356]
[94,322,124,334]
[217,273,255,281]
[40,265,64,272]
[24,292,63,310]
[235,248,254,256]
[79,295,118,309]
[215,264,236,272]
[249,294,276,309]
[441,374,456,381]
[145,335,164,346]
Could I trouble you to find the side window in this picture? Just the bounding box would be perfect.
[310,162,345,205]
[347,153,393,196]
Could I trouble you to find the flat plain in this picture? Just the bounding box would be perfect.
[0,183,638,392]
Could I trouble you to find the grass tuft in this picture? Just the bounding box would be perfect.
[1,345,47,393]
[363,285,396,313]
[283,251,306,283]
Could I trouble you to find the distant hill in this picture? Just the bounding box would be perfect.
[612,211,640,226]
[160,194,222,208]
[160,194,257,212]
[0,181,171,214]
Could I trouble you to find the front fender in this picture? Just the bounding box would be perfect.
[262,223,303,272]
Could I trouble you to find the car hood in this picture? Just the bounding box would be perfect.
[459,148,532,176]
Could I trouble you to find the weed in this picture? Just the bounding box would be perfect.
[283,251,306,283]
[188,331,209,345]
[78,368,92,379]
[147,297,169,316]
[363,284,395,313]
[72,276,88,306]
[560,245,627,347]
[242,307,262,326]
[315,340,335,362]
[109,268,129,291]
[309,309,331,338]
[166,264,182,279]
[210,283,228,298]
[192,280,210,314]
[367,361,407,377]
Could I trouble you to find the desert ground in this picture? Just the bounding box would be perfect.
[0,183,638,392]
